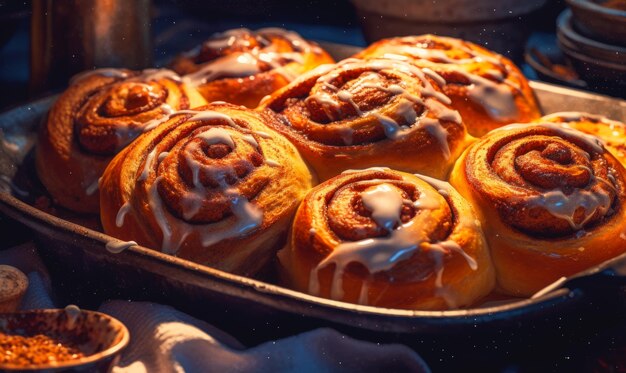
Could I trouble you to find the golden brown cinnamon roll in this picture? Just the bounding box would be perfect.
[35,69,206,213]
[540,112,626,168]
[99,103,314,276]
[354,35,541,137]
[450,122,626,296]
[170,28,334,108]
[279,168,495,310]
[258,58,474,181]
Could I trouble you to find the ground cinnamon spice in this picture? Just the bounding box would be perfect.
[0,332,84,366]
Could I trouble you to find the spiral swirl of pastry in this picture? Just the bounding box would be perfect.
[35,68,206,213]
[450,122,626,295]
[170,27,334,108]
[100,103,314,276]
[279,168,494,310]
[259,58,473,181]
[354,35,541,136]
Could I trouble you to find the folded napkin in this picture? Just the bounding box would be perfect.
[1,243,430,373]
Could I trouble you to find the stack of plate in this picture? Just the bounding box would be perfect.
[558,0,626,97]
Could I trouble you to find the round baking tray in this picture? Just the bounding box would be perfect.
[2,80,626,371]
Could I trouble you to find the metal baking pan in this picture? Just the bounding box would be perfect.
[2,44,626,370]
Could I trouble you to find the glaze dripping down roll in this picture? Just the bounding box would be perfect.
[279,168,495,310]
[258,58,474,181]
[354,35,541,137]
[450,122,626,296]
[99,103,314,276]
[35,68,207,213]
[170,28,334,108]
[540,112,626,168]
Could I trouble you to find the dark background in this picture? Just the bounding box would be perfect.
[0,0,568,111]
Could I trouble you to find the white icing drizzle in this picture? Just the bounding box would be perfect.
[122,110,267,254]
[105,240,137,254]
[241,134,259,148]
[430,240,478,270]
[308,181,439,300]
[141,108,269,137]
[305,59,461,154]
[85,180,99,196]
[378,42,522,121]
[309,175,477,307]
[0,175,28,197]
[492,122,605,154]
[160,103,175,115]
[371,113,404,139]
[387,45,488,65]
[135,68,182,82]
[116,201,131,228]
[256,27,313,52]
[458,71,519,121]
[158,151,169,162]
[422,67,446,86]
[357,280,371,305]
[203,28,257,50]
[69,68,182,143]
[142,104,176,132]
[419,117,451,159]
[64,305,81,329]
[361,183,404,232]
[337,90,363,116]
[428,242,474,308]
[414,174,456,195]
[597,175,618,193]
[183,28,314,87]
[543,112,626,155]
[69,68,130,85]
[183,52,263,86]
[338,127,354,145]
[254,131,272,139]
[204,27,313,53]
[139,149,158,182]
[416,174,481,308]
[542,111,622,127]
[341,167,390,174]
[526,188,612,230]
[197,127,236,148]
[70,68,181,86]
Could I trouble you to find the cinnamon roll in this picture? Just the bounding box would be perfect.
[450,122,626,296]
[354,35,541,137]
[279,168,495,310]
[170,28,334,108]
[541,112,626,168]
[99,103,314,276]
[258,58,474,181]
[35,68,206,213]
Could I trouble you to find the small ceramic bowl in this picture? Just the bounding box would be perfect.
[525,47,588,89]
[0,265,28,313]
[0,307,129,372]
[566,0,626,47]
[557,9,626,97]
[557,9,626,64]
